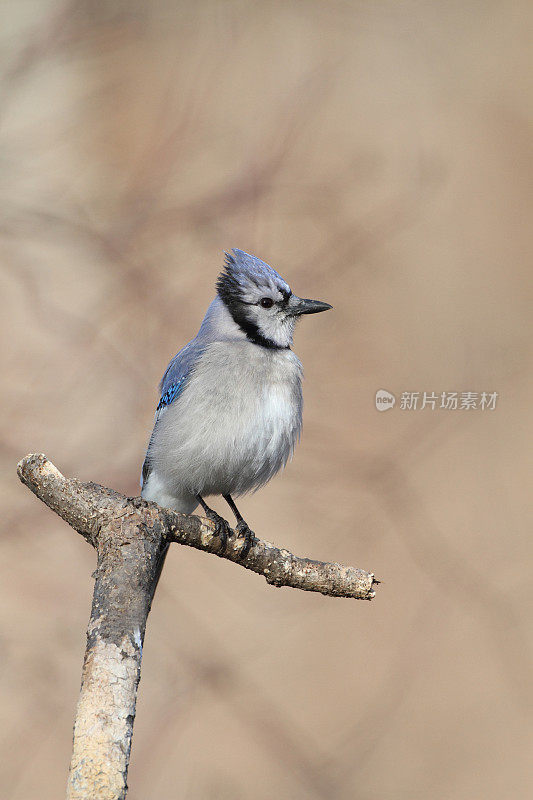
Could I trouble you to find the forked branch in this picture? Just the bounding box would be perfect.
[17,453,377,599]
[17,453,377,800]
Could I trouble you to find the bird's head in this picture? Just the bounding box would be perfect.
[216,249,331,349]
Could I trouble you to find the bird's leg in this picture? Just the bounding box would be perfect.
[195,495,230,553]
[223,494,256,559]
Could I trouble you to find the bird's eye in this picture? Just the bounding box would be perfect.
[259,297,274,308]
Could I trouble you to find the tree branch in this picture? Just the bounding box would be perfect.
[17,453,377,800]
[17,453,377,599]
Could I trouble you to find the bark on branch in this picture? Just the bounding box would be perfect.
[17,453,378,800]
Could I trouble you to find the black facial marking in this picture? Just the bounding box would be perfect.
[278,287,291,307]
[224,297,288,349]
[216,261,242,307]
[216,268,289,350]
[236,315,288,349]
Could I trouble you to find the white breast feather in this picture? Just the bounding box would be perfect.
[147,341,303,500]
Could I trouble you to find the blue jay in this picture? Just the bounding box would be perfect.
[141,249,331,557]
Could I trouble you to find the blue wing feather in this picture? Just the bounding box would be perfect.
[157,378,188,411]
[156,340,205,416]
[142,339,204,488]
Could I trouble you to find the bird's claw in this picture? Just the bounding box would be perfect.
[236,520,255,559]
[205,511,230,553]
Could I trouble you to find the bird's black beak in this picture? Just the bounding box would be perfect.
[289,297,332,316]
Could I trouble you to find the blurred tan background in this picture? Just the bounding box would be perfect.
[1,1,532,798]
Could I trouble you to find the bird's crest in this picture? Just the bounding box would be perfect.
[217,249,290,305]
